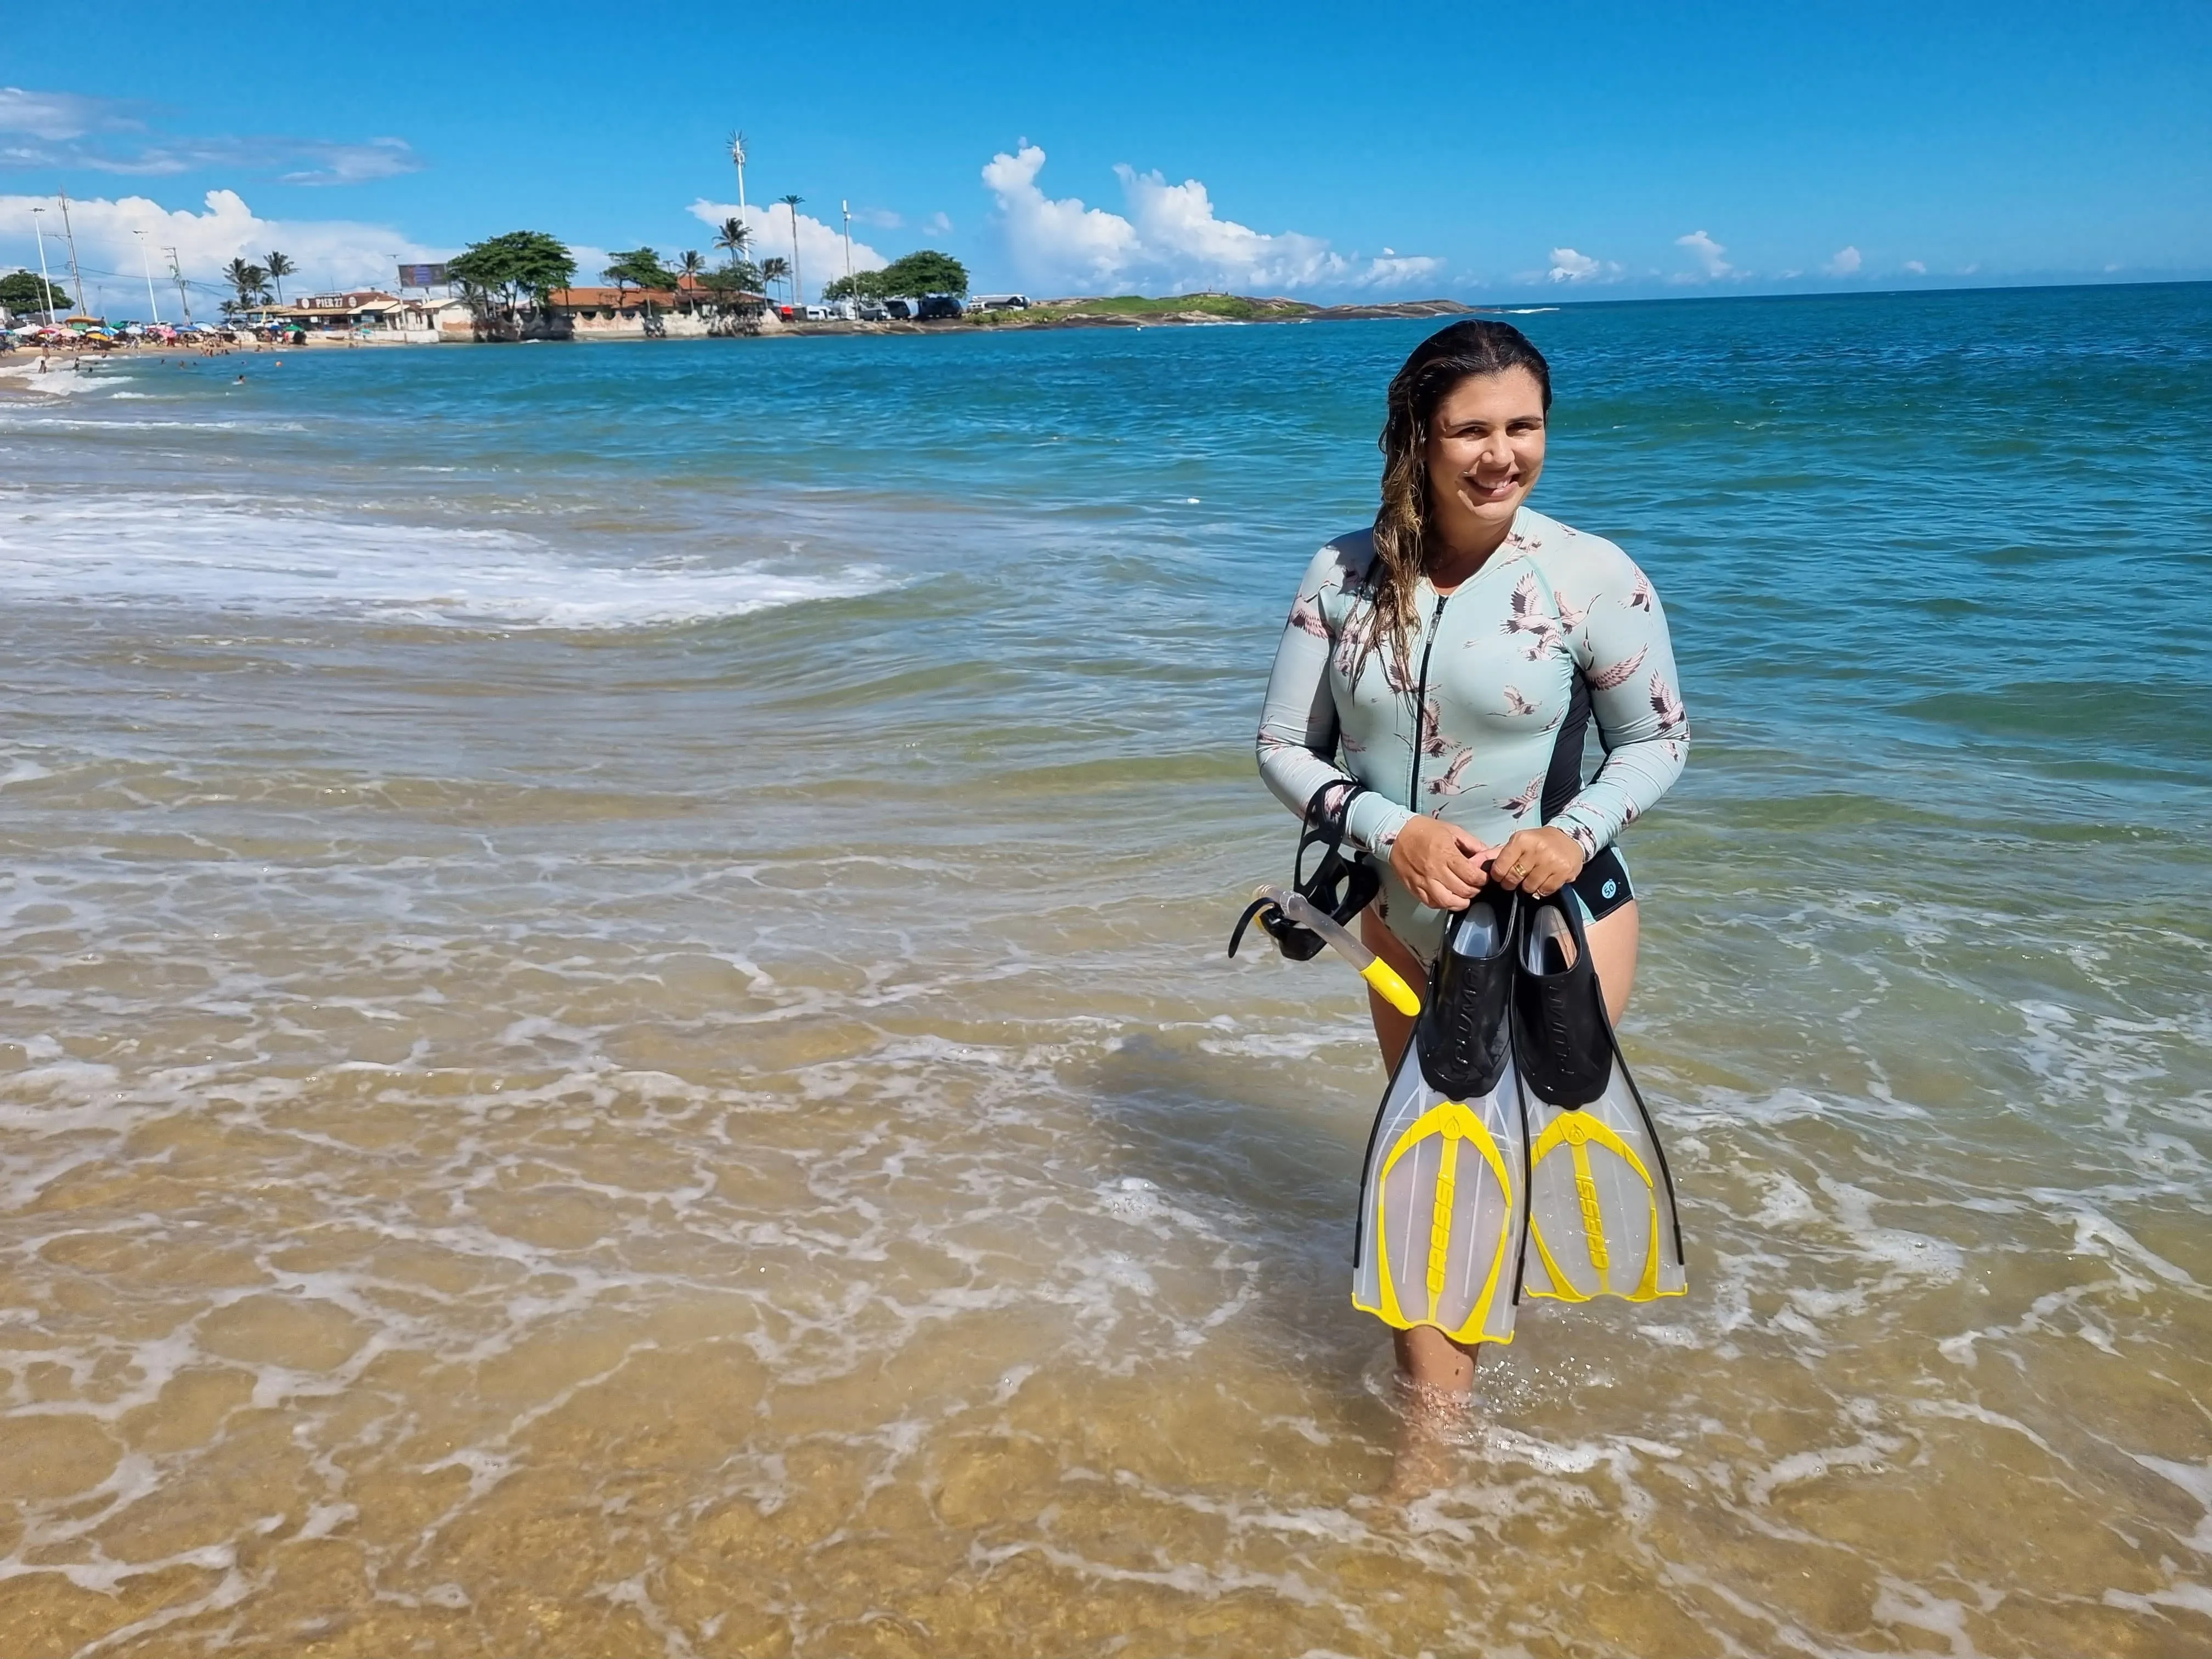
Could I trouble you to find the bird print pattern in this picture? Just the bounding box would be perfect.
[1500,774,1545,819]
[1427,748,1476,800]
[1587,646,1647,692]
[1502,574,1566,660]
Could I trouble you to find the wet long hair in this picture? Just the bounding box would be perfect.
[1360,320,1554,684]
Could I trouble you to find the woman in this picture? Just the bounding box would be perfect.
[1255,320,1688,1398]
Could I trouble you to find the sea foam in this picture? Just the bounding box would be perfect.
[0,494,892,630]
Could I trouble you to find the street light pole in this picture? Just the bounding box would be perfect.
[843,200,853,290]
[30,206,56,324]
[134,229,162,325]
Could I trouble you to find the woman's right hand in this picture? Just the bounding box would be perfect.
[1389,816,1493,911]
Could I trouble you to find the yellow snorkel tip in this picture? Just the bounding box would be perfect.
[1360,957,1422,1017]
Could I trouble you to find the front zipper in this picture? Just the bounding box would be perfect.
[1404,592,1451,808]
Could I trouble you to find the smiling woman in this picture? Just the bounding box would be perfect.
[1255,318,1691,1408]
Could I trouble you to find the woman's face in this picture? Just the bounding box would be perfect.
[1422,367,1548,546]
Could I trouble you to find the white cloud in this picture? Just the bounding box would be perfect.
[686,199,885,298]
[1673,228,1734,281]
[0,188,436,313]
[1548,247,1599,282]
[1547,246,1624,284]
[1826,245,1862,276]
[0,87,141,141]
[1904,259,1927,274]
[0,86,421,185]
[981,142,1440,295]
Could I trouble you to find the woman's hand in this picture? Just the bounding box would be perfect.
[1486,826,1585,899]
[1389,816,1493,911]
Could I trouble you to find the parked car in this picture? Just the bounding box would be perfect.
[915,295,964,321]
[856,300,890,321]
[881,298,915,320]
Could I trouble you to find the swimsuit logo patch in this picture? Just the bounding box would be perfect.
[1601,879,1618,899]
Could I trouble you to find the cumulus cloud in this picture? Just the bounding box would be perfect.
[1673,228,1734,281]
[981,143,1440,295]
[1904,259,1927,274]
[0,86,422,185]
[0,188,436,311]
[1547,246,1626,285]
[1826,245,1862,276]
[686,199,885,298]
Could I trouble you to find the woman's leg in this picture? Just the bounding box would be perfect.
[1584,899,1639,1027]
[1357,896,1644,1397]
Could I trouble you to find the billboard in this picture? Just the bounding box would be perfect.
[396,263,449,289]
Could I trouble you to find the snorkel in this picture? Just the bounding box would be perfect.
[1246,884,1422,1017]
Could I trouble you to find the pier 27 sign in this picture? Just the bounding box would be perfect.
[397,263,450,289]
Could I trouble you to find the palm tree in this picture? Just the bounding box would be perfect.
[225,258,270,314]
[714,216,752,270]
[778,194,804,304]
[759,256,790,305]
[676,250,706,290]
[263,250,296,305]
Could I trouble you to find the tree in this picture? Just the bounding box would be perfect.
[877,250,968,297]
[0,269,71,318]
[713,217,752,270]
[445,230,579,320]
[758,256,790,303]
[602,247,674,316]
[264,250,296,305]
[676,250,707,288]
[224,258,271,312]
[702,261,763,296]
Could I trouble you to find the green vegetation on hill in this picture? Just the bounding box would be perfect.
[1038,293,1311,321]
[965,292,1321,328]
[825,250,971,301]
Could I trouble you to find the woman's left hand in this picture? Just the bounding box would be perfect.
[1486,826,1585,898]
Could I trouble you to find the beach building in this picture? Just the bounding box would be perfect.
[270,290,471,343]
[544,276,767,338]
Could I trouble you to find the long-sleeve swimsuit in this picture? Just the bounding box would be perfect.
[1255,505,1689,966]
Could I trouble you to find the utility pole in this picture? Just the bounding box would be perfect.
[57,190,86,320]
[31,206,57,324]
[729,131,748,217]
[134,229,162,325]
[842,200,853,291]
[165,247,193,325]
[781,194,804,307]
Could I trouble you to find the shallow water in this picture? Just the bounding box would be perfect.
[2,285,2210,1657]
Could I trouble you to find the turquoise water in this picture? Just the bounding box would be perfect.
[2,283,2209,1656]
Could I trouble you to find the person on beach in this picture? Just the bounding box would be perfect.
[1254,320,1689,1413]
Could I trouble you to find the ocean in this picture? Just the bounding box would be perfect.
[3,281,2209,1657]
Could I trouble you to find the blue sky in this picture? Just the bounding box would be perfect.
[5,0,2208,309]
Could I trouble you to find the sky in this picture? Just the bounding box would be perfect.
[4,0,2208,313]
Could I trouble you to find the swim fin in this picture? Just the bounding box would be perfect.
[1351,889,1528,1346]
[1512,890,1687,1305]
